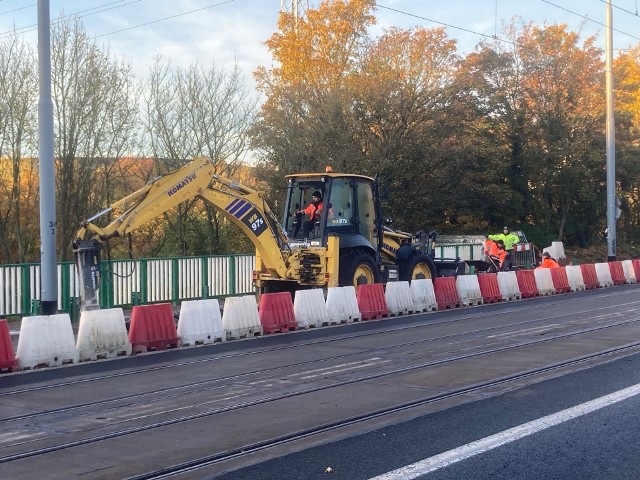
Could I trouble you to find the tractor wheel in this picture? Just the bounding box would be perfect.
[399,252,436,282]
[339,251,380,288]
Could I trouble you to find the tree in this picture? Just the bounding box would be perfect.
[142,58,257,255]
[0,31,39,263]
[51,16,139,260]
[516,23,605,244]
[354,26,465,231]
[252,0,376,183]
[614,46,640,242]
[461,22,606,245]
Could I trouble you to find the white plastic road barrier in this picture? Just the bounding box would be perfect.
[551,241,566,260]
[326,286,361,324]
[77,308,132,361]
[294,289,329,328]
[533,268,555,296]
[622,260,637,284]
[177,299,224,346]
[497,271,522,301]
[221,295,262,339]
[410,279,438,312]
[16,314,79,369]
[385,281,414,315]
[594,262,614,288]
[564,265,586,291]
[455,275,483,307]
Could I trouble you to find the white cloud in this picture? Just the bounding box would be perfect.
[1,0,637,90]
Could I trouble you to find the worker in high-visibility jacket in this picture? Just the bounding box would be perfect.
[536,251,560,269]
[488,226,519,269]
[484,239,507,272]
[297,190,324,237]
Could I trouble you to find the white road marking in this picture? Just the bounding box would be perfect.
[487,324,562,338]
[368,382,640,480]
[300,360,392,380]
[286,358,384,378]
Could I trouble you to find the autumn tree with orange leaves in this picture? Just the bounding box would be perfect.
[254,1,640,249]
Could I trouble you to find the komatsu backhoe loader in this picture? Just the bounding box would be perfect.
[73,157,461,309]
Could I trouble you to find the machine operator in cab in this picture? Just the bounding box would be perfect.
[297,190,323,237]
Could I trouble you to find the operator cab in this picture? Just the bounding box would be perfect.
[283,170,379,252]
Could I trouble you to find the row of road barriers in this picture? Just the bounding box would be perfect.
[1,259,639,374]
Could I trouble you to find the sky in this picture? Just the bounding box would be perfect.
[0,0,639,91]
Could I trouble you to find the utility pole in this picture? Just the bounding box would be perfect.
[605,0,617,261]
[280,0,309,26]
[37,0,58,314]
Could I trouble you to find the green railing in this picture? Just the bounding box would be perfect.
[0,254,256,318]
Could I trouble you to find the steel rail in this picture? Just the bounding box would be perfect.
[1,317,639,465]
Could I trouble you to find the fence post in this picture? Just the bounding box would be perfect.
[229,255,236,296]
[21,265,32,315]
[172,258,180,304]
[98,261,114,309]
[140,259,148,304]
[202,256,209,299]
[60,262,70,314]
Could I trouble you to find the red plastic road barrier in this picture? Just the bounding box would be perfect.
[550,267,571,294]
[516,270,539,298]
[259,292,298,334]
[129,303,179,354]
[357,283,390,320]
[433,277,461,310]
[633,259,640,281]
[609,261,626,285]
[580,264,599,290]
[477,273,502,303]
[0,319,17,373]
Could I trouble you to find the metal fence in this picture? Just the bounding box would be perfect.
[0,243,485,318]
[0,254,256,318]
[434,243,484,263]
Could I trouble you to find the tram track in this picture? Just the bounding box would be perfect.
[1,312,639,468]
[5,290,636,398]
[1,296,639,427]
[128,340,640,479]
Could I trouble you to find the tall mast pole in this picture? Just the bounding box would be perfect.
[37,0,58,314]
[605,0,617,261]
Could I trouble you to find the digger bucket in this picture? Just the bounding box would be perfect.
[73,239,102,310]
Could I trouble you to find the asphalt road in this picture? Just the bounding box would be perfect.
[2,285,640,480]
[213,353,640,480]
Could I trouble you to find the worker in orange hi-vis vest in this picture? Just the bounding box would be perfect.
[537,251,560,269]
[484,239,507,272]
[488,226,519,269]
[297,190,323,237]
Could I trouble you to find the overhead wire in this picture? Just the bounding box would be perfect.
[376,4,515,46]
[379,1,640,47]
[0,2,35,16]
[0,0,141,40]
[94,0,235,38]
[539,0,640,41]
[599,0,640,18]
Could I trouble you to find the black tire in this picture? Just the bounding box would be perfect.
[399,252,436,282]
[339,250,380,288]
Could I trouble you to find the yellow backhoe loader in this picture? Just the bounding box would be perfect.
[74,157,462,309]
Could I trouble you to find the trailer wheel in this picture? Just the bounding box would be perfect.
[399,253,436,281]
[339,251,379,288]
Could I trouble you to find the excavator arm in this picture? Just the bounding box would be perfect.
[74,157,290,279]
